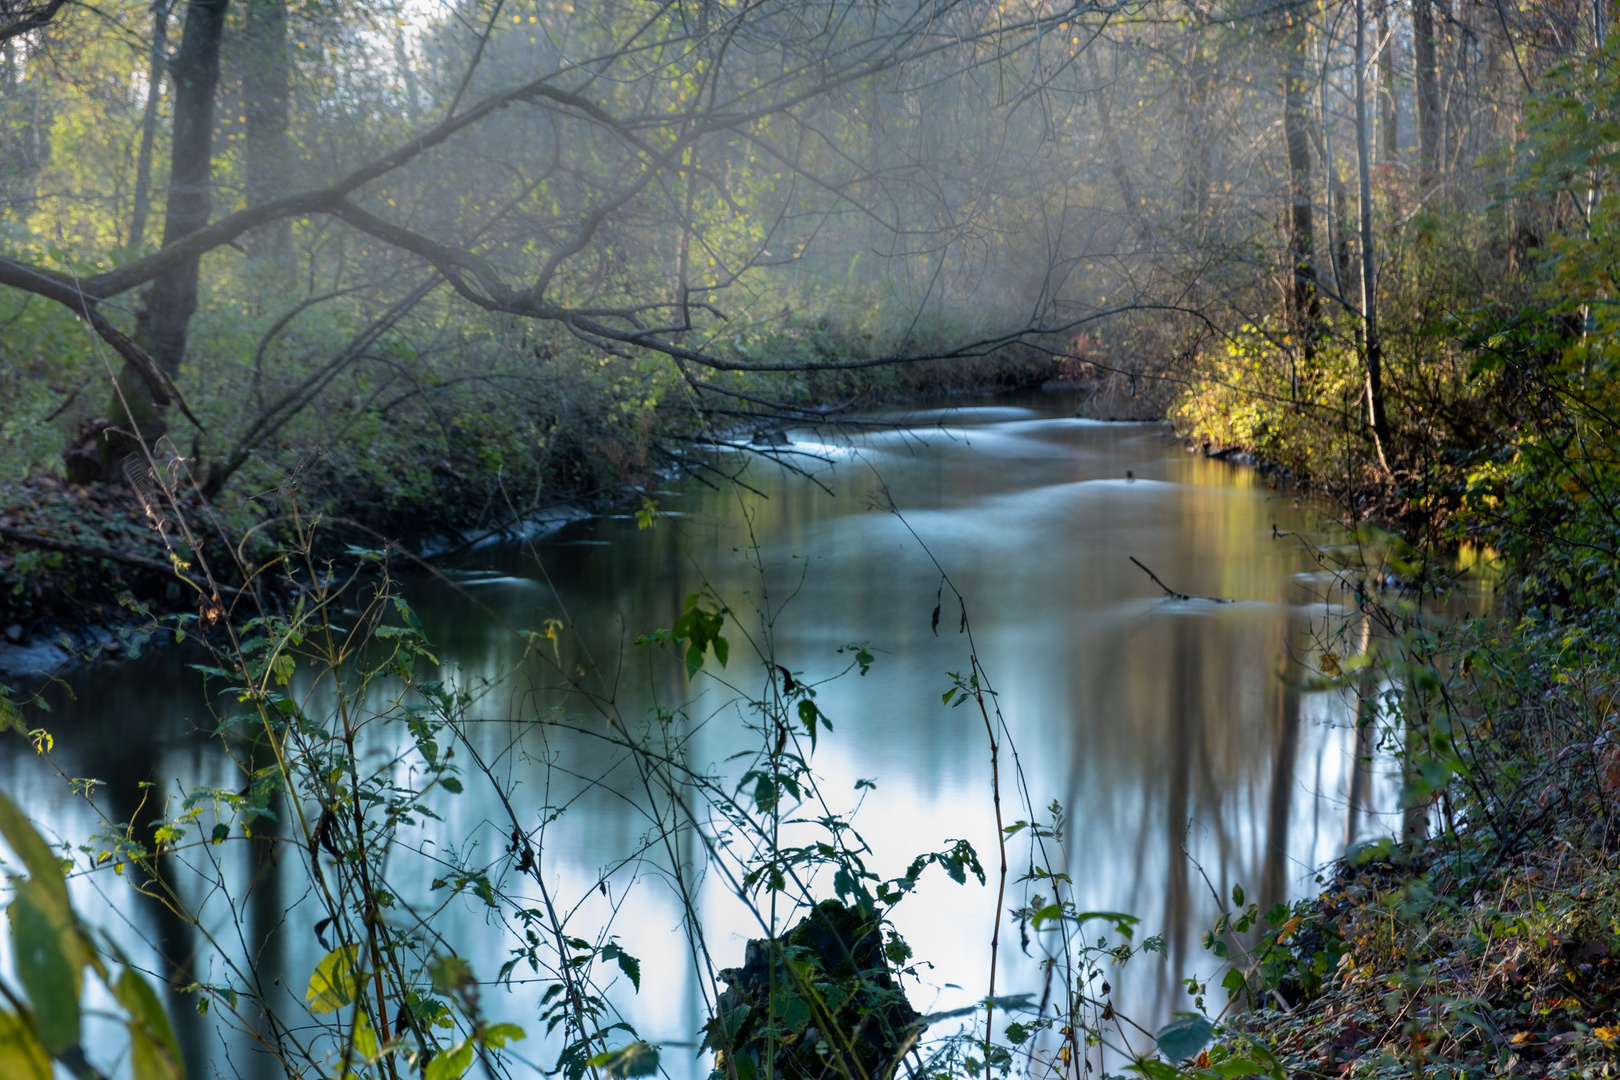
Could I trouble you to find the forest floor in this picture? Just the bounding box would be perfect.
[1200,673,1620,1078]
[1219,836,1620,1079]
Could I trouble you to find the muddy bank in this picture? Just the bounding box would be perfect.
[0,471,588,677]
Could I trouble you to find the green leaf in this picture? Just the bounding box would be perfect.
[1030,903,1064,929]
[1208,1060,1271,1078]
[8,878,83,1056]
[394,597,428,641]
[115,967,183,1079]
[671,594,726,674]
[1072,911,1139,937]
[0,1010,51,1080]
[1231,884,1245,908]
[1155,1013,1214,1062]
[602,943,641,991]
[588,1041,660,1078]
[425,1039,475,1080]
[429,954,475,994]
[0,791,69,909]
[797,700,820,748]
[1234,1038,1286,1080]
[210,823,229,844]
[481,1022,526,1048]
[305,945,359,1013]
[1128,1060,1187,1080]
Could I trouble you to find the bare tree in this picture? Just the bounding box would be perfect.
[0,0,67,45]
[1356,0,1392,464]
[1281,0,1321,386]
[128,0,172,251]
[3,0,1130,483]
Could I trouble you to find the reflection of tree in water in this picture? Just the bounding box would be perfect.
[1160,615,1194,1006]
[1261,610,1307,913]
[240,724,288,1080]
[44,650,293,1078]
[83,719,210,1080]
[1060,601,1318,1018]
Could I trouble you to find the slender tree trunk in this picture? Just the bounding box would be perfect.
[1414,0,1440,188]
[1181,34,1211,222]
[1378,0,1397,162]
[129,2,170,251]
[1311,107,1353,302]
[1089,47,1152,246]
[1357,0,1393,467]
[23,51,45,173]
[1437,0,1455,176]
[241,0,291,275]
[393,30,419,128]
[114,0,230,455]
[1283,0,1320,386]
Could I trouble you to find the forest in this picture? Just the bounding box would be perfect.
[4,0,1620,1077]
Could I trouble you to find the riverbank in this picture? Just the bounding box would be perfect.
[1187,610,1620,1080]
[0,355,1121,676]
[0,466,596,675]
[1210,832,1620,1078]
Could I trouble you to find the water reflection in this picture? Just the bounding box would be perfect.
[2,398,1397,1077]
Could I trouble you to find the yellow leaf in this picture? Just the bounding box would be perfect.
[353,1010,379,1061]
[306,945,359,1013]
[0,1010,51,1080]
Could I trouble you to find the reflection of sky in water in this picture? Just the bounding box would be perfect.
[0,399,1414,1079]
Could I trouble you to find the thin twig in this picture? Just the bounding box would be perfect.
[1129,556,1232,603]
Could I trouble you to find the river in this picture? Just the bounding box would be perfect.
[1,393,1400,1079]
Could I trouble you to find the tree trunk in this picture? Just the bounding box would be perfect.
[1357,0,1392,467]
[1181,34,1211,223]
[241,0,292,277]
[1088,47,1152,246]
[114,0,229,457]
[393,30,419,128]
[1378,0,1397,162]
[1414,0,1440,188]
[129,1,171,252]
[1437,0,1455,176]
[1283,0,1320,385]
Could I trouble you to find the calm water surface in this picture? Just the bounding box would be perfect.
[1,395,1395,1078]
